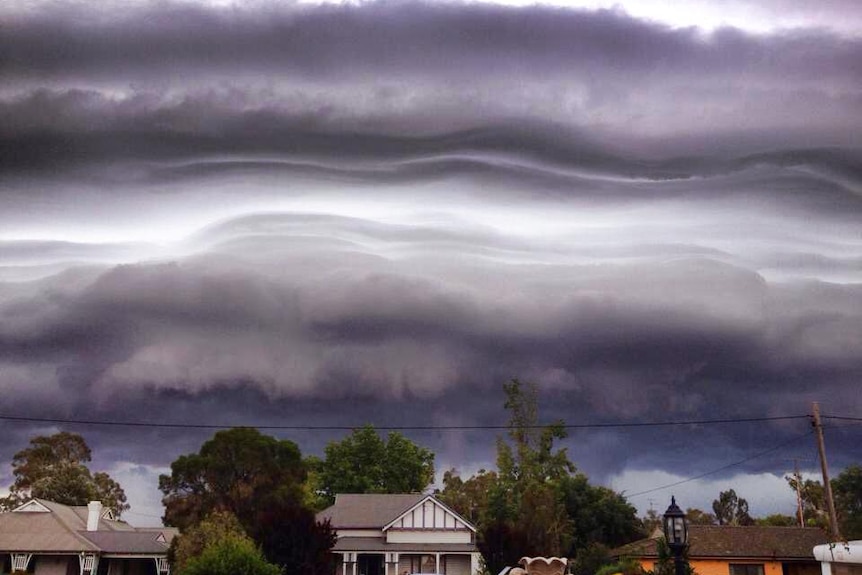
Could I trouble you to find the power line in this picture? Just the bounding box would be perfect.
[822,415,862,422]
[625,430,814,499]
[0,413,810,431]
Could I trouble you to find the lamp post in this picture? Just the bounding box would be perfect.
[662,496,688,575]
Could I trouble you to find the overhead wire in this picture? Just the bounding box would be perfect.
[0,413,810,431]
[622,429,815,498]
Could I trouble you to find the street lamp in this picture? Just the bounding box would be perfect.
[662,496,688,575]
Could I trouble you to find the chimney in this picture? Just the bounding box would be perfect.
[87,501,103,532]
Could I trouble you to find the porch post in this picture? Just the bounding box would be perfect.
[155,556,171,575]
[435,553,440,573]
[79,553,99,575]
[386,552,399,575]
[11,554,33,572]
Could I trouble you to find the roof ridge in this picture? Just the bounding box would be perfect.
[34,499,100,551]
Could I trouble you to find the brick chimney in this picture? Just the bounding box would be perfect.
[87,501,103,531]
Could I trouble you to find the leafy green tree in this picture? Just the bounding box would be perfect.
[436,468,498,526]
[756,514,797,527]
[642,508,662,534]
[593,557,644,575]
[649,537,695,575]
[685,508,717,526]
[159,428,306,531]
[560,473,643,554]
[479,379,575,563]
[170,510,249,574]
[178,537,282,575]
[712,489,753,526]
[251,504,337,575]
[786,475,827,529]
[833,465,862,539]
[0,432,129,516]
[316,425,434,505]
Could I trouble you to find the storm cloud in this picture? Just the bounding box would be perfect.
[1,0,860,523]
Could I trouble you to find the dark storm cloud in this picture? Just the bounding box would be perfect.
[1,0,861,156]
[1,0,860,519]
[1,1,859,82]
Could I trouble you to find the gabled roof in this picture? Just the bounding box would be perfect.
[318,494,427,529]
[0,498,172,555]
[382,494,476,533]
[612,525,828,561]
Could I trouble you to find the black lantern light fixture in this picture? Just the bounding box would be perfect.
[662,496,688,575]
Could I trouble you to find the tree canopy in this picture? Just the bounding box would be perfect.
[0,432,128,516]
[314,425,434,506]
[439,379,643,574]
[712,489,754,526]
[832,465,862,539]
[159,427,306,531]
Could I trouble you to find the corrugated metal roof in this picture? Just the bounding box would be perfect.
[318,494,427,528]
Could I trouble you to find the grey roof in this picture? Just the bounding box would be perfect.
[0,499,171,555]
[318,494,427,528]
[0,510,98,552]
[79,531,170,555]
[332,537,476,553]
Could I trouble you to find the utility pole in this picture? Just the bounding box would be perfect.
[812,402,841,540]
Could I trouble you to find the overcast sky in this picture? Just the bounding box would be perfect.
[1,0,860,527]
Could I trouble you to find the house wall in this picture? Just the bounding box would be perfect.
[34,556,72,575]
[339,529,385,538]
[386,530,472,544]
[639,559,785,575]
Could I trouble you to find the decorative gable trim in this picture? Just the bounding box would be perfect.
[383,495,476,533]
[101,508,115,521]
[155,532,167,544]
[12,499,52,513]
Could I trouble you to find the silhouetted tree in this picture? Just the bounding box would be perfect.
[1,432,128,516]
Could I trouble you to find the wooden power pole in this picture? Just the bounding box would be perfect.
[812,402,841,541]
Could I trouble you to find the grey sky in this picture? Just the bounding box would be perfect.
[0,0,860,525]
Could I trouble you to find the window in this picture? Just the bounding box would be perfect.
[730,564,765,575]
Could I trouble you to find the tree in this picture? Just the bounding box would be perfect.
[712,489,753,526]
[685,508,717,526]
[0,432,129,516]
[316,425,434,505]
[786,475,827,529]
[436,468,498,526]
[479,379,575,563]
[170,510,249,574]
[559,473,643,554]
[833,465,862,539]
[178,537,282,575]
[649,537,694,575]
[159,427,306,531]
[251,504,337,575]
[756,514,797,527]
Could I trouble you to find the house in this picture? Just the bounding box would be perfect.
[317,494,481,575]
[612,525,828,575]
[0,499,177,575]
[813,540,862,575]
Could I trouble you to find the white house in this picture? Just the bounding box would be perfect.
[0,499,176,575]
[317,494,481,575]
[813,541,862,575]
